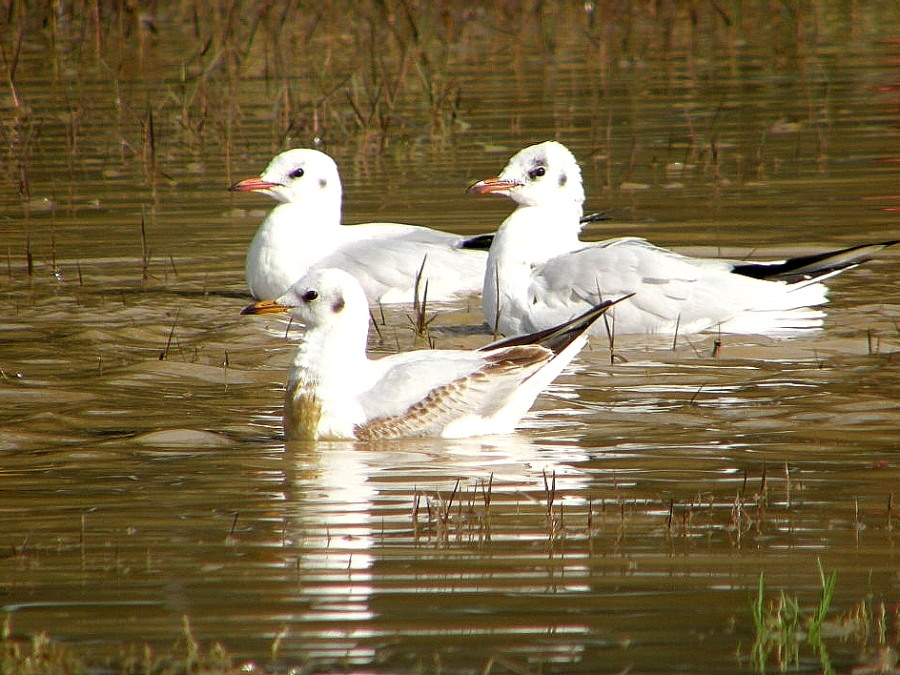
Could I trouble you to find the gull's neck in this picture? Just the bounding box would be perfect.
[483,201,584,334]
[263,199,345,257]
[284,315,370,440]
[269,195,342,234]
[246,199,347,298]
[289,316,369,392]
[492,201,585,265]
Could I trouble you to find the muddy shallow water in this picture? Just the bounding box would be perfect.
[1,3,898,673]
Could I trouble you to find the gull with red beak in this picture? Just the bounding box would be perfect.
[231,148,487,303]
[468,140,896,336]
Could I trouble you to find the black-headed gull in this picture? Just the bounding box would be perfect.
[468,140,896,336]
[241,268,628,441]
[230,149,487,303]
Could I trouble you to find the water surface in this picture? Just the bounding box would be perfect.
[1,3,898,673]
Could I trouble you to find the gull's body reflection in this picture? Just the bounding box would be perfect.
[277,434,594,668]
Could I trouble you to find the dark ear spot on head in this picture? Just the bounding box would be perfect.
[331,295,345,313]
[559,172,567,187]
[319,179,328,189]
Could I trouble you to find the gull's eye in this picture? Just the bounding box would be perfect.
[527,166,546,180]
[301,289,318,303]
[288,167,305,179]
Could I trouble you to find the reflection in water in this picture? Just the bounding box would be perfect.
[279,435,596,664]
[287,443,377,662]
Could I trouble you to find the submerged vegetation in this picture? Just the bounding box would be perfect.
[3,478,898,673]
[2,0,897,296]
[749,562,900,675]
[1,615,236,675]
[4,0,896,197]
[2,0,897,287]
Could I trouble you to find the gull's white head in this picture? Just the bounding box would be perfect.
[230,148,343,206]
[468,141,585,208]
[241,268,368,331]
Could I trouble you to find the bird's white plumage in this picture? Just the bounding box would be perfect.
[471,140,854,336]
[232,149,486,303]
[242,268,616,441]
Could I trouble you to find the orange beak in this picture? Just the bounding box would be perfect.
[241,299,290,315]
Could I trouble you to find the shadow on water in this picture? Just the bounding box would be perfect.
[0,2,898,673]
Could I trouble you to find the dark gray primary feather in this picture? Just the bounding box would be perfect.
[481,294,633,355]
[731,241,897,283]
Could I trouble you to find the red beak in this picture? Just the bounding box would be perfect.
[466,177,520,195]
[229,177,282,192]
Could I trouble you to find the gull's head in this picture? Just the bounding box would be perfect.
[229,148,343,205]
[241,268,367,329]
[467,141,584,208]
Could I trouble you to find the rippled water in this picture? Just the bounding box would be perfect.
[1,3,898,673]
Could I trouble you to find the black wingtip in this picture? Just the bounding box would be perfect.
[733,240,898,283]
[459,233,495,250]
[483,293,634,354]
[579,209,617,224]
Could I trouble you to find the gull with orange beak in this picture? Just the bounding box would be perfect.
[241,268,629,441]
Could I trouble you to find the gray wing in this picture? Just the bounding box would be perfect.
[315,225,487,301]
[528,237,782,334]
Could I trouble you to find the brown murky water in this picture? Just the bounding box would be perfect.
[1,3,898,673]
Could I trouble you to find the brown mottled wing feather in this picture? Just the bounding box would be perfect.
[354,345,551,440]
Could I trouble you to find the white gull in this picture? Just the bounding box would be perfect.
[230,148,487,303]
[241,268,628,441]
[468,140,896,336]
